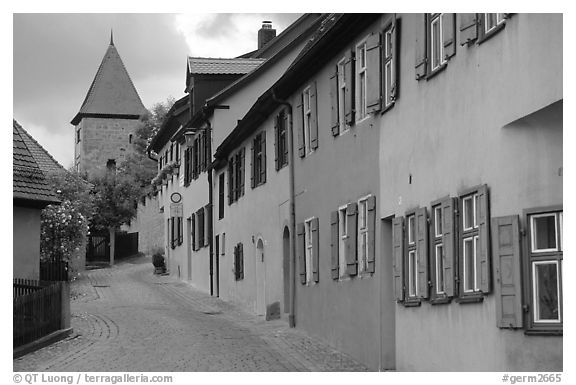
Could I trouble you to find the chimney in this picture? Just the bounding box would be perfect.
[258,21,276,50]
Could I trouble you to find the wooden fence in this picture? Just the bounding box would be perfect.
[13,279,63,348]
[40,260,69,281]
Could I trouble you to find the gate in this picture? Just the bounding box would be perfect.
[86,231,110,262]
[115,232,139,260]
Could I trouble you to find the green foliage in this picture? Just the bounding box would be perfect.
[40,171,93,262]
[88,170,142,232]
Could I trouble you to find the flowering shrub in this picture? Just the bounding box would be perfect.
[41,200,89,262]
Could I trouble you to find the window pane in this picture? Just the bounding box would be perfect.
[464,238,475,292]
[434,206,442,237]
[431,18,441,69]
[408,215,415,244]
[464,197,474,230]
[534,262,560,322]
[409,250,417,296]
[436,244,444,294]
[532,214,557,251]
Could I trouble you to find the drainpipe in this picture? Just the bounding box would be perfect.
[272,89,296,328]
[202,111,215,297]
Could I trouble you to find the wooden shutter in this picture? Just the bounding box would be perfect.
[330,211,339,280]
[366,32,382,114]
[228,160,233,205]
[366,196,376,273]
[312,217,319,283]
[492,215,523,329]
[205,204,212,245]
[250,140,255,188]
[234,244,239,280]
[170,217,175,249]
[274,115,279,170]
[345,202,358,276]
[239,243,244,279]
[329,69,339,136]
[460,13,478,46]
[416,207,429,298]
[344,49,355,126]
[199,132,205,171]
[260,131,266,183]
[391,16,401,102]
[191,213,196,251]
[414,13,427,80]
[295,97,305,158]
[282,112,288,165]
[239,148,245,197]
[392,216,405,301]
[310,82,318,150]
[441,197,456,297]
[297,223,306,284]
[442,13,456,60]
[477,184,491,293]
[178,217,183,245]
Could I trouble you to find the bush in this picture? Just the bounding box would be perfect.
[151,248,165,268]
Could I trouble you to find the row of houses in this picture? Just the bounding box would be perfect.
[147,13,562,371]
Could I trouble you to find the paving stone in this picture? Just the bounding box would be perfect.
[13,256,368,372]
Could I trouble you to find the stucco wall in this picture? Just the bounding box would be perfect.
[380,13,562,371]
[14,206,41,280]
[75,117,139,175]
[214,110,291,316]
[134,194,165,255]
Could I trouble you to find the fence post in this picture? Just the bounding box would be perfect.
[60,281,71,329]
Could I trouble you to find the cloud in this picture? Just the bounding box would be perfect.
[174,13,301,58]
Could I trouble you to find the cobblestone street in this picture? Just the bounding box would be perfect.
[14,256,368,372]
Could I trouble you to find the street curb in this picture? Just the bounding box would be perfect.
[13,328,74,359]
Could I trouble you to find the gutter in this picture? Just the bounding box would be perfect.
[271,89,296,328]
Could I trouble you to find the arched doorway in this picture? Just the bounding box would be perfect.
[255,239,266,316]
[282,227,290,313]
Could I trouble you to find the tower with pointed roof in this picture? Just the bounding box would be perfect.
[71,34,147,176]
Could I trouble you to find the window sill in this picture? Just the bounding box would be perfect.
[381,101,395,115]
[403,299,422,307]
[477,23,505,45]
[524,329,563,337]
[426,63,447,81]
[354,116,370,126]
[275,163,288,172]
[430,296,452,305]
[456,294,484,304]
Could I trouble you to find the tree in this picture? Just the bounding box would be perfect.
[40,170,94,275]
[88,170,142,264]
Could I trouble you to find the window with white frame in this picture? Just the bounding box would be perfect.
[484,13,505,34]
[356,41,367,121]
[305,218,314,284]
[338,206,348,278]
[303,86,312,154]
[430,13,446,72]
[358,198,369,273]
[528,210,563,327]
[407,214,418,297]
[337,58,347,134]
[462,193,479,293]
[432,204,445,295]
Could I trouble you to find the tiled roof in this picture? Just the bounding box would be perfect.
[71,42,147,125]
[187,57,265,75]
[13,120,60,205]
[17,123,66,175]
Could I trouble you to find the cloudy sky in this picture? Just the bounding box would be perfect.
[13,13,301,168]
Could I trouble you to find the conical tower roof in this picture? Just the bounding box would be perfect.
[71,37,147,125]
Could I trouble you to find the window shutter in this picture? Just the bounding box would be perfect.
[391,17,401,102]
[441,197,456,297]
[312,217,319,283]
[297,223,306,284]
[295,97,305,158]
[233,245,238,280]
[261,131,266,183]
[191,213,196,251]
[416,207,429,298]
[199,132,205,171]
[310,82,318,150]
[330,210,339,280]
[250,140,255,189]
[414,13,427,80]
[170,217,175,249]
[366,196,376,273]
[345,202,358,276]
[459,13,478,46]
[392,216,405,301]
[282,112,289,164]
[178,217,183,245]
[205,204,212,245]
[239,148,245,197]
[344,50,355,126]
[366,32,382,114]
[442,13,456,61]
[239,243,244,279]
[477,184,491,293]
[274,115,279,170]
[329,69,339,136]
[228,161,233,205]
[491,215,523,329]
